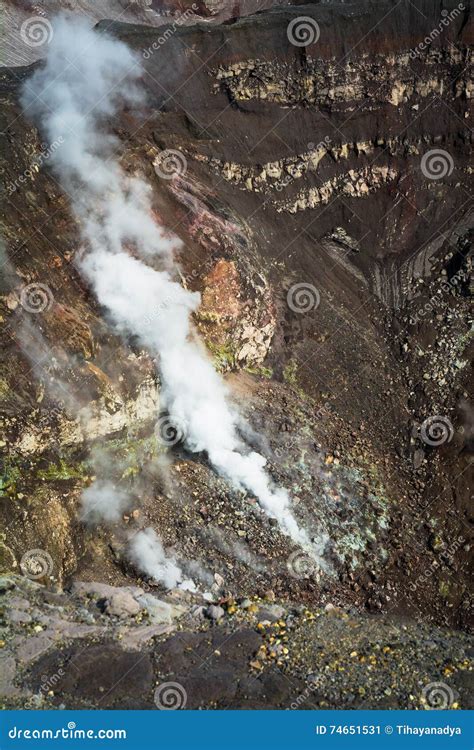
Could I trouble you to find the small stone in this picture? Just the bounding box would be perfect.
[205,605,225,621]
[213,573,225,588]
[6,293,19,311]
[190,605,206,620]
[413,448,425,469]
[104,590,141,619]
[137,594,185,624]
[257,604,285,622]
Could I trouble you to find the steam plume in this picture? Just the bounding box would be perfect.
[81,480,131,524]
[22,17,312,578]
[129,528,196,591]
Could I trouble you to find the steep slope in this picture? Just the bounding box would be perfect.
[0,0,472,709]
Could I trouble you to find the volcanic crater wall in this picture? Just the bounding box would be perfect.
[0,1,472,626]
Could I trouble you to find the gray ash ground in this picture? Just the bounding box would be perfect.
[1,575,472,710]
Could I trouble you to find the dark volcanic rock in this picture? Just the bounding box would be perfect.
[0,0,472,710]
[1,576,470,710]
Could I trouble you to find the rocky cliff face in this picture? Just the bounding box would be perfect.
[0,1,472,709]
[1,0,293,66]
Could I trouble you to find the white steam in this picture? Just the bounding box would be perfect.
[129,528,196,591]
[22,17,313,582]
[81,480,131,524]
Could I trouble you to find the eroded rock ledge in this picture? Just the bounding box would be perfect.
[197,134,469,195]
[212,46,471,108]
